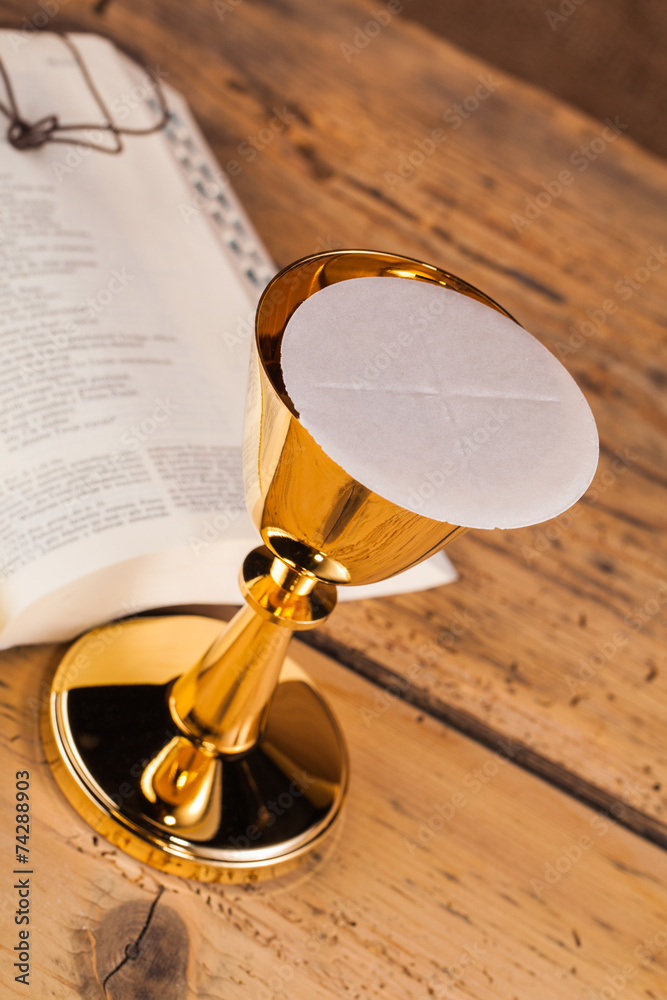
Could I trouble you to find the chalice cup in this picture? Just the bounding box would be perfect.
[42,250,590,882]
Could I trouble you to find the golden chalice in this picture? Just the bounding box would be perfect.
[42,250,597,881]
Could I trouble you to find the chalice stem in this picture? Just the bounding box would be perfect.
[140,546,339,815]
[169,601,294,756]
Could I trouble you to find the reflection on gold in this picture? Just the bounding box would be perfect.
[43,250,511,881]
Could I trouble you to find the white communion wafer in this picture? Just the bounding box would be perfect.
[280,276,599,530]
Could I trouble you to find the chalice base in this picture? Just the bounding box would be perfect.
[42,616,348,882]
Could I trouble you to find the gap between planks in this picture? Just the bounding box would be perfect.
[298,628,667,854]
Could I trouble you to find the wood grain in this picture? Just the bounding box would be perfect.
[13,0,661,842]
[167,0,667,844]
[406,0,667,161]
[3,636,667,998]
[0,0,666,990]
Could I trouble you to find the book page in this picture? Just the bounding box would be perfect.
[0,32,265,633]
[0,32,456,645]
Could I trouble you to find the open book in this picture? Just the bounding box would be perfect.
[0,31,456,648]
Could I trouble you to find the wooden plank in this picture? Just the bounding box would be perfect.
[2,635,667,997]
[404,0,667,161]
[119,0,666,843]
[0,0,665,846]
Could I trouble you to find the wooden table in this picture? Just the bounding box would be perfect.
[1,1,666,996]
